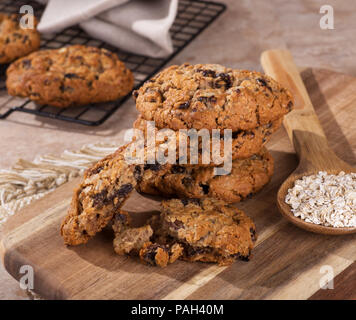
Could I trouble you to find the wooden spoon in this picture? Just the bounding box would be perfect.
[261,49,356,235]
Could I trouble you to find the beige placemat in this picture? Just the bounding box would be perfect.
[0,141,124,225]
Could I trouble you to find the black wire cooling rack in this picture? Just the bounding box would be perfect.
[0,0,226,126]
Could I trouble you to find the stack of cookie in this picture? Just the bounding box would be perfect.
[133,63,293,203]
[60,63,293,268]
[60,146,257,267]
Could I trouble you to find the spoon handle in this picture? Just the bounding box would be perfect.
[261,49,334,169]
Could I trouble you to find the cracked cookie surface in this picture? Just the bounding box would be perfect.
[61,145,143,245]
[6,45,134,107]
[137,147,273,203]
[0,13,40,64]
[110,199,256,267]
[160,198,257,265]
[111,211,183,267]
[134,63,293,131]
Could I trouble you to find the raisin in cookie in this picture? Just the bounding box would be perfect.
[6,45,134,107]
[134,63,293,131]
[160,198,257,265]
[134,115,282,162]
[137,147,273,203]
[139,242,184,267]
[112,210,132,234]
[0,13,40,64]
[61,145,143,245]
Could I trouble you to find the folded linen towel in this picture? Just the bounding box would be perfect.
[37,0,178,57]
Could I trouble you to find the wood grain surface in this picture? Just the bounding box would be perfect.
[1,68,356,300]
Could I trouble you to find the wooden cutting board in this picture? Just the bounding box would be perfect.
[1,68,356,300]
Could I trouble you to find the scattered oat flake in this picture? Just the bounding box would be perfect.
[285,171,356,228]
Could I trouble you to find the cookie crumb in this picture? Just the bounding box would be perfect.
[285,171,356,228]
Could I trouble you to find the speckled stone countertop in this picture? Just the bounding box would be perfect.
[1,0,355,299]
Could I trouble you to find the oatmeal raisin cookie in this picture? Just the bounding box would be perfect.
[134,63,293,131]
[6,45,134,107]
[0,13,40,64]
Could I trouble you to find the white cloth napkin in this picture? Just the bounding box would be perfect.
[37,0,178,57]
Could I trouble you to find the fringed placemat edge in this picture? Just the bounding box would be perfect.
[0,141,124,225]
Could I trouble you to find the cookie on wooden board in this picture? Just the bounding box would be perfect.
[111,197,257,267]
[160,198,257,265]
[61,145,143,246]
